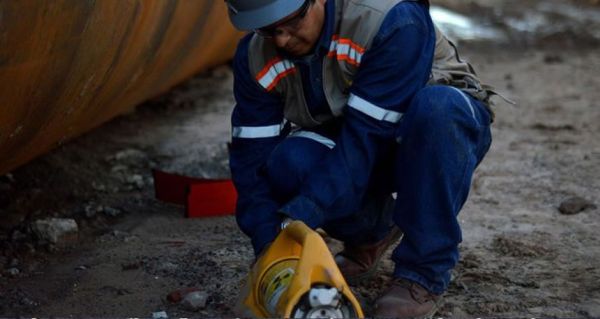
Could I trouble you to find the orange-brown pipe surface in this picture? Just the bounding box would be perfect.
[0,0,244,175]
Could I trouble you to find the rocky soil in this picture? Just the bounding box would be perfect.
[1,0,599,317]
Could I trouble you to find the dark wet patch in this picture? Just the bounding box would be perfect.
[492,235,553,258]
[530,123,576,131]
[544,54,565,64]
[99,285,132,296]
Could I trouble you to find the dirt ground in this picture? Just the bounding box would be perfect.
[1,0,599,317]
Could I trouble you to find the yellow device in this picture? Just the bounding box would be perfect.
[236,221,364,318]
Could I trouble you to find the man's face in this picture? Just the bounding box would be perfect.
[257,0,327,57]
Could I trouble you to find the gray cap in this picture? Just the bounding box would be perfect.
[225,0,305,31]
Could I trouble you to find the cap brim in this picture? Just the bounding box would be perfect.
[228,0,305,31]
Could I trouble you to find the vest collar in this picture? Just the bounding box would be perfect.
[318,0,337,51]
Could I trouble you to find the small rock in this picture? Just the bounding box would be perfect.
[181,291,209,311]
[6,267,19,277]
[167,287,200,303]
[543,54,564,64]
[102,206,122,217]
[559,196,596,215]
[126,174,145,189]
[84,204,103,218]
[152,311,168,319]
[31,218,78,244]
[122,261,142,271]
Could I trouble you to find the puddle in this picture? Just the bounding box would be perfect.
[430,1,600,45]
[430,5,506,42]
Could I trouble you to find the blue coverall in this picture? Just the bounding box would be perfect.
[229,0,492,294]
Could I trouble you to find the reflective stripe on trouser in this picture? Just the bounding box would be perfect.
[264,85,492,295]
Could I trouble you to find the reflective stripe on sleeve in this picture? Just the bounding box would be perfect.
[232,121,286,139]
[256,57,296,92]
[347,94,403,123]
[290,131,336,149]
[327,35,365,66]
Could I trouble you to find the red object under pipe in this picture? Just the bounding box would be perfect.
[152,169,237,218]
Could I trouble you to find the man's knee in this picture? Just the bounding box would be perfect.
[407,85,475,129]
[265,136,329,196]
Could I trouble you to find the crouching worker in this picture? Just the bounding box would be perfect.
[225,0,495,317]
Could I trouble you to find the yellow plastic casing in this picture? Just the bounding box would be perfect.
[241,221,364,318]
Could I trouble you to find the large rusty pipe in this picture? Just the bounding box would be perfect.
[0,0,244,175]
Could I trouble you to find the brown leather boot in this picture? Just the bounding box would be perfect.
[334,227,402,284]
[374,278,442,319]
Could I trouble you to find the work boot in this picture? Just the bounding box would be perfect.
[335,227,402,284]
[374,278,442,319]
